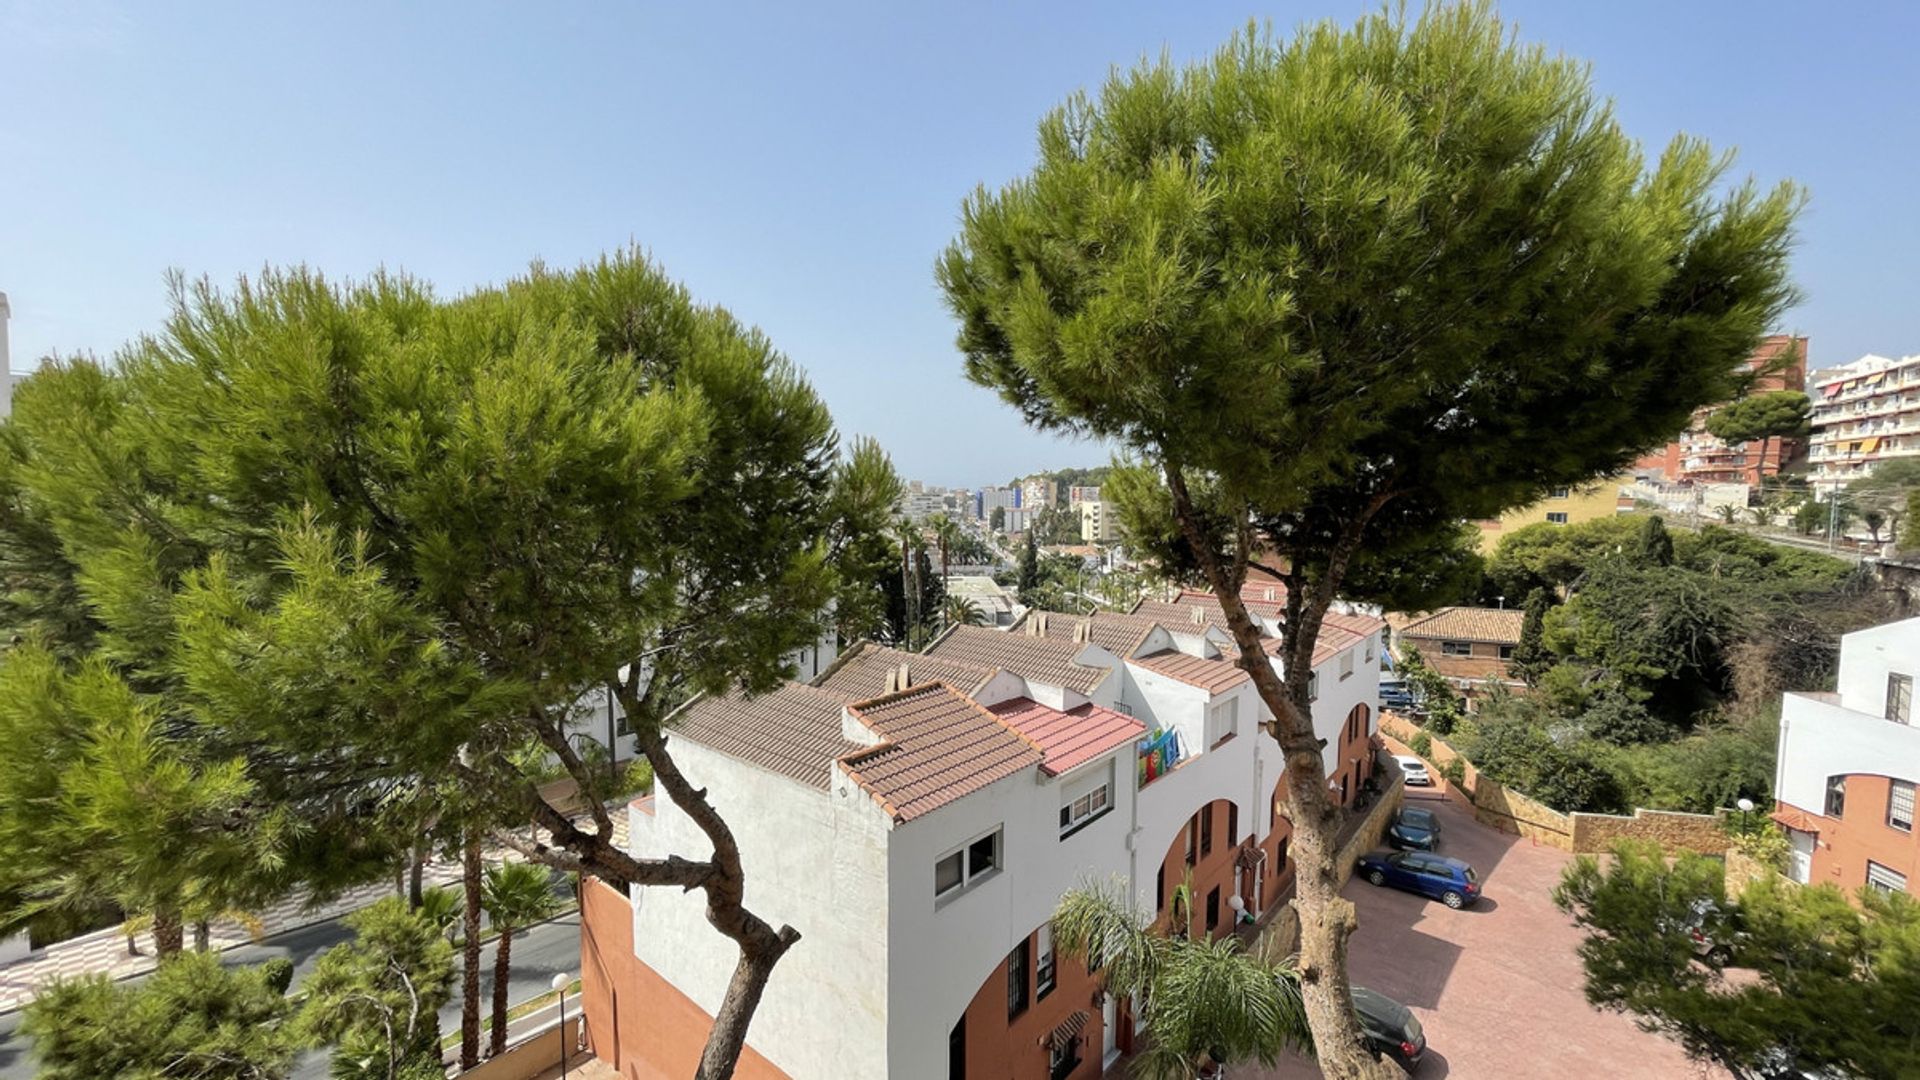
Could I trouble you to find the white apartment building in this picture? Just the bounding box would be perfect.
[579,588,1384,1080]
[975,486,1019,521]
[1078,500,1117,544]
[1067,486,1102,507]
[1774,615,1919,896]
[1808,353,1920,491]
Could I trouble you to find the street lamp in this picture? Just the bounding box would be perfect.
[551,972,573,1079]
[1734,797,1758,835]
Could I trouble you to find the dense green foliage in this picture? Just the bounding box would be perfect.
[1555,842,1920,1079]
[1457,516,1882,813]
[1051,883,1310,1079]
[297,898,455,1080]
[23,951,299,1080]
[1704,390,1811,455]
[481,864,565,1055]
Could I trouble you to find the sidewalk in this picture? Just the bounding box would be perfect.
[0,808,629,1013]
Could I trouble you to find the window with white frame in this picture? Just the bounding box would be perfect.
[1339,649,1355,680]
[1888,673,1913,724]
[1867,861,1908,896]
[1035,925,1056,999]
[1546,512,1570,524]
[1441,641,1472,657]
[1209,697,1240,746]
[1890,780,1915,833]
[1059,763,1114,837]
[934,827,1001,901]
[1308,671,1319,702]
[1549,487,1571,499]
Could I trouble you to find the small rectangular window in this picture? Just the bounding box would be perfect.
[1867,861,1908,896]
[1308,672,1319,702]
[1498,645,1516,660]
[1546,512,1570,524]
[936,828,1002,902]
[1549,487,1571,499]
[1200,806,1214,856]
[1206,886,1221,932]
[1035,925,1056,999]
[1007,939,1029,1018]
[1340,650,1355,679]
[1228,803,1239,847]
[1826,776,1847,818]
[1441,641,1472,657]
[935,852,964,897]
[1890,780,1915,833]
[1888,673,1913,724]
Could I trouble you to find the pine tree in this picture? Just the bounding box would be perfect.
[1509,588,1553,685]
[937,7,1799,1073]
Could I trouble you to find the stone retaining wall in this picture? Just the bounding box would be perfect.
[1253,753,1405,959]
[1380,711,1732,856]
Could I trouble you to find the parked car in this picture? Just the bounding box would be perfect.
[1386,805,1442,851]
[1379,679,1417,711]
[1355,850,1482,908]
[1673,896,1729,962]
[1393,754,1432,786]
[1353,986,1427,1072]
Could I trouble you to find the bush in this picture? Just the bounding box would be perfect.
[1409,731,1433,760]
[1440,758,1467,790]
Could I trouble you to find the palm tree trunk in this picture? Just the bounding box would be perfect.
[192,919,210,952]
[460,832,484,1068]
[409,846,426,909]
[151,906,184,958]
[489,921,514,1056]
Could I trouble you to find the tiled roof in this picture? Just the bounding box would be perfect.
[987,697,1145,777]
[1401,607,1526,645]
[814,641,997,700]
[670,683,861,791]
[926,624,1112,695]
[838,683,1043,822]
[1174,589,1288,620]
[1130,598,1234,633]
[1322,609,1386,639]
[1012,609,1164,659]
[1310,621,1365,666]
[1130,649,1251,694]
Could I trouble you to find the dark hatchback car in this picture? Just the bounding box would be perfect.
[1386,805,1443,851]
[1355,850,1481,908]
[1354,986,1427,1071]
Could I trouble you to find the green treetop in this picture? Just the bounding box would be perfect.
[937,6,1799,1074]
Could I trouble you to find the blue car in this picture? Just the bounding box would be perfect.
[1355,850,1482,908]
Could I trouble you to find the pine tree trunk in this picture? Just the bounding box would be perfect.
[410,846,426,909]
[460,833,484,1069]
[151,907,184,958]
[193,919,210,952]
[489,922,513,1056]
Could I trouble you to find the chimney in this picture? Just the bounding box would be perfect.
[1074,620,1091,644]
[1191,607,1206,626]
[0,291,11,421]
[1263,587,1277,602]
[886,663,912,694]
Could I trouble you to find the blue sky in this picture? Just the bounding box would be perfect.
[3,1,1916,486]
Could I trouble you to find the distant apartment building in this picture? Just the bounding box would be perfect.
[1067,485,1102,507]
[976,486,1019,520]
[900,490,951,521]
[1474,474,1632,554]
[1808,353,1920,492]
[1001,506,1035,534]
[1635,334,1808,486]
[579,588,1385,1080]
[1773,616,1918,898]
[1078,500,1117,544]
[1394,607,1525,711]
[1019,477,1057,512]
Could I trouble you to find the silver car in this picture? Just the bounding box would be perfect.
[1393,754,1432,786]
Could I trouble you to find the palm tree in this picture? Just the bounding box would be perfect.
[482,863,564,1056]
[1051,882,1311,1079]
[415,885,461,942]
[941,595,986,628]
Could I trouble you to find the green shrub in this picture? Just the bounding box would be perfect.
[1440,758,1467,790]
[1409,731,1433,760]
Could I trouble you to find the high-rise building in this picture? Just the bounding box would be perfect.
[1808,352,1920,491]
[1068,485,1102,507]
[1634,334,1807,486]
[1079,500,1117,543]
[1019,477,1057,511]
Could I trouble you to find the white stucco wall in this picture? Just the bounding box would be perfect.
[628,738,893,1080]
[1833,617,1920,717]
[884,751,1136,1078]
[1779,692,1920,811]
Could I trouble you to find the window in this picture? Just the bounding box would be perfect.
[1890,780,1915,833]
[1365,638,1375,662]
[949,1017,965,1080]
[1035,925,1056,999]
[1206,886,1221,932]
[1889,673,1913,724]
[1825,776,1847,818]
[1498,645,1516,660]
[1007,938,1030,1018]
[1546,512,1570,524]
[1048,1036,1081,1080]
[1549,487,1571,499]
[1059,767,1113,838]
[1209,697,1240,746]
[1228,803,1239,847]
[1340,650,1355,679]
[1156,866,1166,913]
[1867,861,1908,896]
[1276,834,1289,870]
[1185,815,1198,866]
[1200,806,1214,856]
[1441,641,1472,657]
[936,828,1001,901]
[1308,672,1319,702]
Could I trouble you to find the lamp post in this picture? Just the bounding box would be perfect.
[551,972,573,1079]
[1735,797,1757,835]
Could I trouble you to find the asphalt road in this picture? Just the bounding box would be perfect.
[0,911,583,1079]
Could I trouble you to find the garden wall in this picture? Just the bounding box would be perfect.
[1253,753,1405,959]
[1379,711,1732,856]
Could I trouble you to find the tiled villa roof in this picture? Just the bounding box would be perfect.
[1130,649,1251,694]
[1011,609,1164,659]
[670,683,860,791]
[1400,607,1525,645]
[926,624,1111,695]
[987,697,1145,777]
[814,641,997,700]
[838,683,1043,822]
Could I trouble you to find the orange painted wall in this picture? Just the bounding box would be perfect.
[1794,775,1920,894]
[579,877,793,1080]
[956,923,1108,1080]
[1152,799,1247,938]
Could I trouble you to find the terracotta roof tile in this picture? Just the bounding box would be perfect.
[1130,649,1250,694]
[926,624,1112,695]
[987,697,1145,777]
[670,683,861,791]
[839,683,1043,821]
[1400,607,1525,645]
[1011,610,1164,659]
[814,641,997,700]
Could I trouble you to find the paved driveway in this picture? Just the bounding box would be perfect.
[1242,792,1722,1078]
